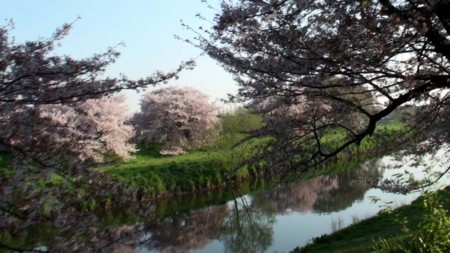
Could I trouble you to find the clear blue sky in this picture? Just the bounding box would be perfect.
[0,0,237,112]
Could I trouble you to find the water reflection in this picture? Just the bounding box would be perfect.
[314,158,384,213]
[1,155,426,253]
[253,158,384,215]
[145,205,228,252]
[220,199,275,253]
[136,158,386,252]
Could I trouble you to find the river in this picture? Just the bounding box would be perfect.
[126,149,448,253]
[5,149,449,252]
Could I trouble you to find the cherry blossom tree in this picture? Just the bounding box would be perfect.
[133,86,221,155]
[10,94,137,166]
[193,0,450,173]
[0,23,193,251]
[77,94,137,161]
[0,22,192,166]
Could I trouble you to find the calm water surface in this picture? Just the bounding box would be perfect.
[12,151,448,252]
[133,150,449,253]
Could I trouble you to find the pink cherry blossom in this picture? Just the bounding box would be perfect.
[133,86,221,154]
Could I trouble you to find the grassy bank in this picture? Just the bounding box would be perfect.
[100,120,407,198]
[292,187,450,252]
[320,122,407,160]
[99,143,264,197]
[0,108,408,199]
[99,108,266,197]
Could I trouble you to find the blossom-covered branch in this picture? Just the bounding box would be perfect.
[195,0,450,172]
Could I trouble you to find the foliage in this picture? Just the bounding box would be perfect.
[219,107,262,135]
[0,23,190,165]
[100,108,265,196]
[215,107,263,149]
[100,138,266,197]
[194,0,450,173]
[100,151,232,196]
[100,121,403,198]
[9,94,136,165]
[133,86,221,155]
[374,192,450,253]
[0,23,192,251]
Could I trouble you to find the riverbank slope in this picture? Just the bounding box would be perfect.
[100,122,406,198]
[293,187,450,252]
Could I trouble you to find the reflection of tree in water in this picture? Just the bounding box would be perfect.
[3,205,228,253]
[145,205,229,253]
[3,158,386,252]
[252,158,385,214]
[219,197,275,253]
[314,158,384,212]
[252,176,339,214]
[101,196,276,253]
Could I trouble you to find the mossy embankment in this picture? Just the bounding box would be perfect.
[292,187,450,253]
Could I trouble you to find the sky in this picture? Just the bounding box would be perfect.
[0,0,237,112]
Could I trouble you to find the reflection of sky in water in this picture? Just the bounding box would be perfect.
[267,188,420,253]
[266,150,448,252]
[142,149,449,253]
[381,147,450,187]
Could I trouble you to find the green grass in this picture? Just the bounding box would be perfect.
[99,137,267,197]
[0,109,422,252]
[150,178,272,218]
[0,117,423,251]
[292,188,450,253]
[99,119,408,198]
[322,122,408,159]
[99,108,266,197]
[0,108,408,200]
[100,150,230,195]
